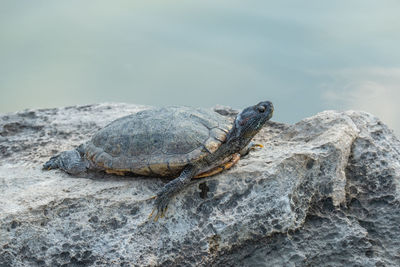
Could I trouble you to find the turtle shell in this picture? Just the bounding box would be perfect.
[84,106,233,177]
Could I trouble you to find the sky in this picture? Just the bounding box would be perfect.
[0,0,399,135]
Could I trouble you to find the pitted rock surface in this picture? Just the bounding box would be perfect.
[0,103,399,266]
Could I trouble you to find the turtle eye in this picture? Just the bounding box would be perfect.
[257,105,266,113]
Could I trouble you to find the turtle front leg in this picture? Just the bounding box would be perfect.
[239,141,263,156]
[195,143,263,179]
[195,153,240,178]
[149,164,197,221]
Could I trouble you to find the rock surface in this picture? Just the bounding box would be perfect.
[0,103,399,266]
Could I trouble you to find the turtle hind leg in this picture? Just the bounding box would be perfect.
[43,149,88,175]
[43,154,61,170]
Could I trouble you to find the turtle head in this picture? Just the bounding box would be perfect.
[228,101,274,142]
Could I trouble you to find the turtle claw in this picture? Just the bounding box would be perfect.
[148,193,171,222]
[148,207,155,220]
[148,206,165,222]
[239,142,263,157]
[253,143,264,148]
[250,142,263,150]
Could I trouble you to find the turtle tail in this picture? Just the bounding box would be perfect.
[43,149,88,175]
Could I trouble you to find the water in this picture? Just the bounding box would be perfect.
[1,0,399,135]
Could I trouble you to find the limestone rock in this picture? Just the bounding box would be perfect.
[0,104,399,266]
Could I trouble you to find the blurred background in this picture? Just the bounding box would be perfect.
[1,0,399,135]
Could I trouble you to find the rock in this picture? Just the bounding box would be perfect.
[0,104,399,266]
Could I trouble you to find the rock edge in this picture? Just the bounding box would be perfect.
[1,103,399,266]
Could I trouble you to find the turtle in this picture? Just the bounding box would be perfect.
[43,101,274,220]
